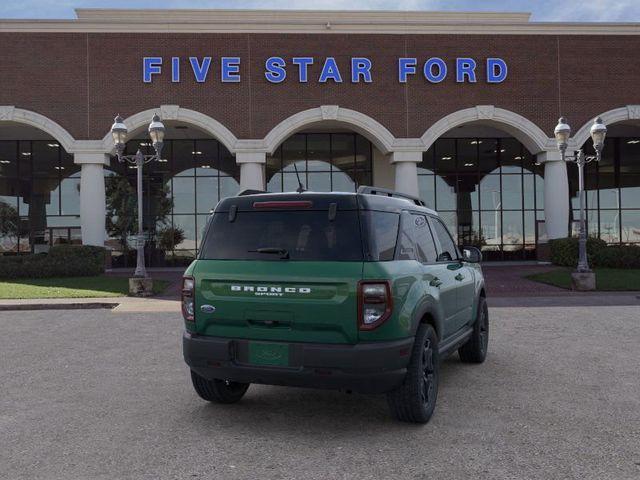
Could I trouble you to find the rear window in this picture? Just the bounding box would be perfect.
[200,210,363,261]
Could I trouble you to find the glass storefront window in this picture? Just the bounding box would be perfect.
[266,132,372,193]
[419,136,545,260]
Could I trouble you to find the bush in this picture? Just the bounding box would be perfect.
[549,237,607,267]
[0,245,106,279]
[593,245,640,269]
[550,237,640,269]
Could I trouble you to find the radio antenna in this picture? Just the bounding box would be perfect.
[293,162,306,193]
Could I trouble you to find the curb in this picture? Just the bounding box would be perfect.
[0,302,120,312]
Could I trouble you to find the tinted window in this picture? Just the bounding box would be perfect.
[431,218,458,261]
[412,214,438,263]
[200,210,363,261]
[361,211,399,261]
[396,213,417,261]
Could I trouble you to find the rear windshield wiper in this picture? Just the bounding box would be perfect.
[248,247,290,260]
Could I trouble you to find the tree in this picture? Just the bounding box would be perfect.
[0,201,21,250]
[105,175,173,252]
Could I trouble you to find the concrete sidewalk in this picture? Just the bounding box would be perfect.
[0,296,180,313]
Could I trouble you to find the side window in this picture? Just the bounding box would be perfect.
[412,214,438,263]
[431,217,458,262]
[396,213,417,261]
[362,211,399,261]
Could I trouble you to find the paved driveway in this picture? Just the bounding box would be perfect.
[1,306,639,480]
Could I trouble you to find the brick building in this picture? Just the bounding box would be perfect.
[1,9,639,264]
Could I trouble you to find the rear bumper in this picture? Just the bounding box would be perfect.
[183,331,414,394]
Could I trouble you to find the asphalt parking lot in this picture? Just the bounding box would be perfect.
[1,305,640,480]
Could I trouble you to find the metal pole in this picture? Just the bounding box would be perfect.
[134,149,147,278]
[576,150,590,273]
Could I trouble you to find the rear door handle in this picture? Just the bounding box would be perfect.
[455,273,464,281]
[429,277,443,288]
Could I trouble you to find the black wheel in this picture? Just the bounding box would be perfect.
[386,324,439,424]
[458,296,489,363]
[190,370,250,404]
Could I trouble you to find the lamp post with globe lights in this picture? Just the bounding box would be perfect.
[110,114,165,293]
[553,116,607,289]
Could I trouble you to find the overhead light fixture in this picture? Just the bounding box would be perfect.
[128,165,137,169]
[441,156,453,160]
[470,140,483,145]
[47,143,59,148]
[200,165,211,168]
[54,166,65,170]
[139,142,151,147]
[514,156,523,160]
[464,163,474,167]
[158,158,168,163]
[500,149,506,153]
[192,151,202,155]
[21,152,31,156]
[0,160,10,164]
[627,139,640,144]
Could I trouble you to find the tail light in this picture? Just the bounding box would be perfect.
[182,276,195,322]
[358,281,393,330]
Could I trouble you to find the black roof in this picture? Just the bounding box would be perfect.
[214,190,438,216]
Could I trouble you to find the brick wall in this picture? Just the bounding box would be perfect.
[1,32,639,142]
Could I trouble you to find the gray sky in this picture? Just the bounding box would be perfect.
[1,0,639,22]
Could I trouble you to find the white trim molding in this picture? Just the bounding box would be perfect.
[3,10,640,35]
[263,106,397,155]
[421,105,553,154]
[0,106,76,153]
[100,105,239,154]
[571,105,640,149]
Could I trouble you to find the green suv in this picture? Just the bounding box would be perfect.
[182,187,488,423]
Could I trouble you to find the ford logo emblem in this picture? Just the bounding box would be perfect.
[200,305,216,313]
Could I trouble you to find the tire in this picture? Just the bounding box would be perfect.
[458,296,489,364]
[190,370,250,404]
[386,324,439,424]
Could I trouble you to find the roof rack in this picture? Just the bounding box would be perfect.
[357,186,426,207]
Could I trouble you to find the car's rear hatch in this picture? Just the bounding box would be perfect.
[192,194,364,344]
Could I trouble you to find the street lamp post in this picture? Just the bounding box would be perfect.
[110,114,165,284]
[553,116,607,288]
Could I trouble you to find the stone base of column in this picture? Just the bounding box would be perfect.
[571,271,596,291]
[129,277,154,297]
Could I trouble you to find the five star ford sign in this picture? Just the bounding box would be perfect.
[142,56,508,84]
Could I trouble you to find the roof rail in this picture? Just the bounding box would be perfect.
[357,186,426,207]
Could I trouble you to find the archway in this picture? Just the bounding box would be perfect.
[0,116,79,254]
[262,106,396,195]
[570,107,640,245]
[105,118,240,267]
[418,120,546,261]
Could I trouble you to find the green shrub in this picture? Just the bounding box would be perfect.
[549,237,607,267]
[550,237,640,269]
[0,245,106,279]
[593,245,640,269]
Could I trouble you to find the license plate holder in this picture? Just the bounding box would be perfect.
[248,342,289,367]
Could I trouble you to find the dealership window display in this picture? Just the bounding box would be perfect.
[0,141,81,254]
[418,137,545,261]
[106,138,239,266]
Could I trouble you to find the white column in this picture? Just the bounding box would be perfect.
[539,151,569,239]
[237,151,266,191]
[75,153,109,246]
[391,151,422,197]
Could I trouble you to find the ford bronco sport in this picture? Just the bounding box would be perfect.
[182,186,488,423]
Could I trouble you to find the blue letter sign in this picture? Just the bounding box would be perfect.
[265,56,287,83]
[142,55,508,84]
[487,58,508,83]
[189,57,211,83]
[143,57,162,83]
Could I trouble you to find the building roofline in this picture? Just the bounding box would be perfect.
[0,8,639,35]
